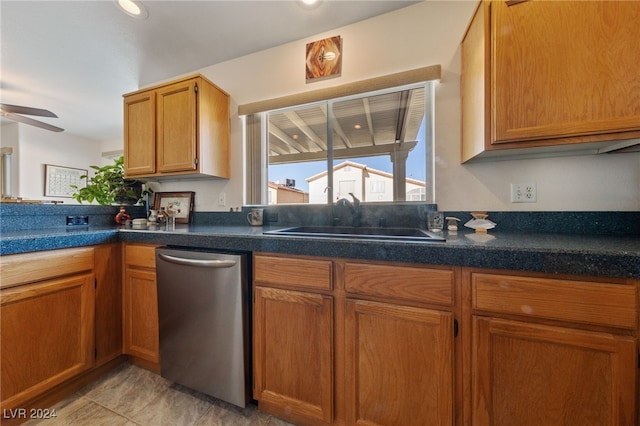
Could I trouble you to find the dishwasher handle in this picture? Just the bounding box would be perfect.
[158,253,237,268]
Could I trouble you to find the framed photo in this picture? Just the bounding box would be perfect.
[44,164,87,197]
[153,191,195,224]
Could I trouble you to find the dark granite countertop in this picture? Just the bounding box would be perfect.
[0,226,120,254]
[2,224,638,279]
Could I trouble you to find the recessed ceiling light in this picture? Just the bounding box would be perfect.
[116,0,148,19]
[298,0,322,9]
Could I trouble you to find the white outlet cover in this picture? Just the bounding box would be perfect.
[511,183,537,203]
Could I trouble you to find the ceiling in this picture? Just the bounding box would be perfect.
[0,0,418,143]
[268,85,424,165]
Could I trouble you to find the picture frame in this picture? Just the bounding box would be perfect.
[44,164,87,197]
[306,35,342,82]
[153,191,195,224]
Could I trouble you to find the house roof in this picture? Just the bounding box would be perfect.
[306,160,425,187]
[268,181,309,195]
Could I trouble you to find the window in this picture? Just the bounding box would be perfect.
[241,66,439,205]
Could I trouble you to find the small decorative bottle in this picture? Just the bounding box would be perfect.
[157,207,167,224]
[115,206,131,225]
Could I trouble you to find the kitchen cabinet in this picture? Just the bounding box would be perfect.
[343,262,456,426]
[253,254,334,425]
[461,0,640,162]
[122,243,161,370]
[467,269,638,425]
[123,74,230,179]
[253,254,459,426]
[0,248,95,412]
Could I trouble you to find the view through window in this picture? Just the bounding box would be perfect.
[266,82,433,205]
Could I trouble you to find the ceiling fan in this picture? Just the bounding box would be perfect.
[0,103,64,132]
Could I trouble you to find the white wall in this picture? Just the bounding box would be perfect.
[189,0,639,212]
[1,122,103,202]
[6,1,638,211]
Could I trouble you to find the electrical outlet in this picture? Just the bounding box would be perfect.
[511,183,537,203]
[218,192,226,206]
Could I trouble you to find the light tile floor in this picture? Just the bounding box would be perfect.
[24,363,296,426]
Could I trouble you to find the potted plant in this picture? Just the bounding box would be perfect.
[71,156,152,205]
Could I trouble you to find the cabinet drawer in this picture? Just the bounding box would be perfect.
[254,254,332,291]
[345,262,454,306]
[124,244,160,269]
[0,247,94,289]
[472,273,637,329]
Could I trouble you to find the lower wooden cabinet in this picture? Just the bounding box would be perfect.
[253,286,334,425]
[345,299,454,426]
[472,316,637,425]
[253,253,459,426]
[468,269,639,426]
[122,243,161,368]
[0,248,95,412]
[254,255,640,426]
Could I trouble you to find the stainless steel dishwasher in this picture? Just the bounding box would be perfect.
[155,247,250,408]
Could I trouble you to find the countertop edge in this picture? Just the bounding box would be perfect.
[1,227,639,279]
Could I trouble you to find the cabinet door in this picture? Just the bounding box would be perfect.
[94,243,122,366]
[124,90,156,176]
[345,299,454,426]
[472,316,637,425]
[253,286,333,425]
[156,79,198,173]
[0,273,95,410]
[123,268,159,364]
[491,0,640,144]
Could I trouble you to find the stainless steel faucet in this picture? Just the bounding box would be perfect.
[337,193,362,227]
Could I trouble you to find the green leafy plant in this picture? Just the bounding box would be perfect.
[71,156,152,205]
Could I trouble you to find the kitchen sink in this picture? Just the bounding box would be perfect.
[264,226,446,242]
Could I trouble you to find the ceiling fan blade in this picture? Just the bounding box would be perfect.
[2,112,64,132]
[0,103,58,118]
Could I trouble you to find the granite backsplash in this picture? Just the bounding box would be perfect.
[1,203,639,236]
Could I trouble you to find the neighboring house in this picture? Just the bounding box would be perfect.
[306,161,426,204]
[268,181,309,204]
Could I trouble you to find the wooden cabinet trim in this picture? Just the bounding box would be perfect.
[344,261,454,307]
[124,243,160,269]
[471,272,638,330]
[254,254,333,291]
[0,247,93,289]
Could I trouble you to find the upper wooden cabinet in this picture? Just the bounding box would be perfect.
[461,0,640,162]
[123,74,230,179]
